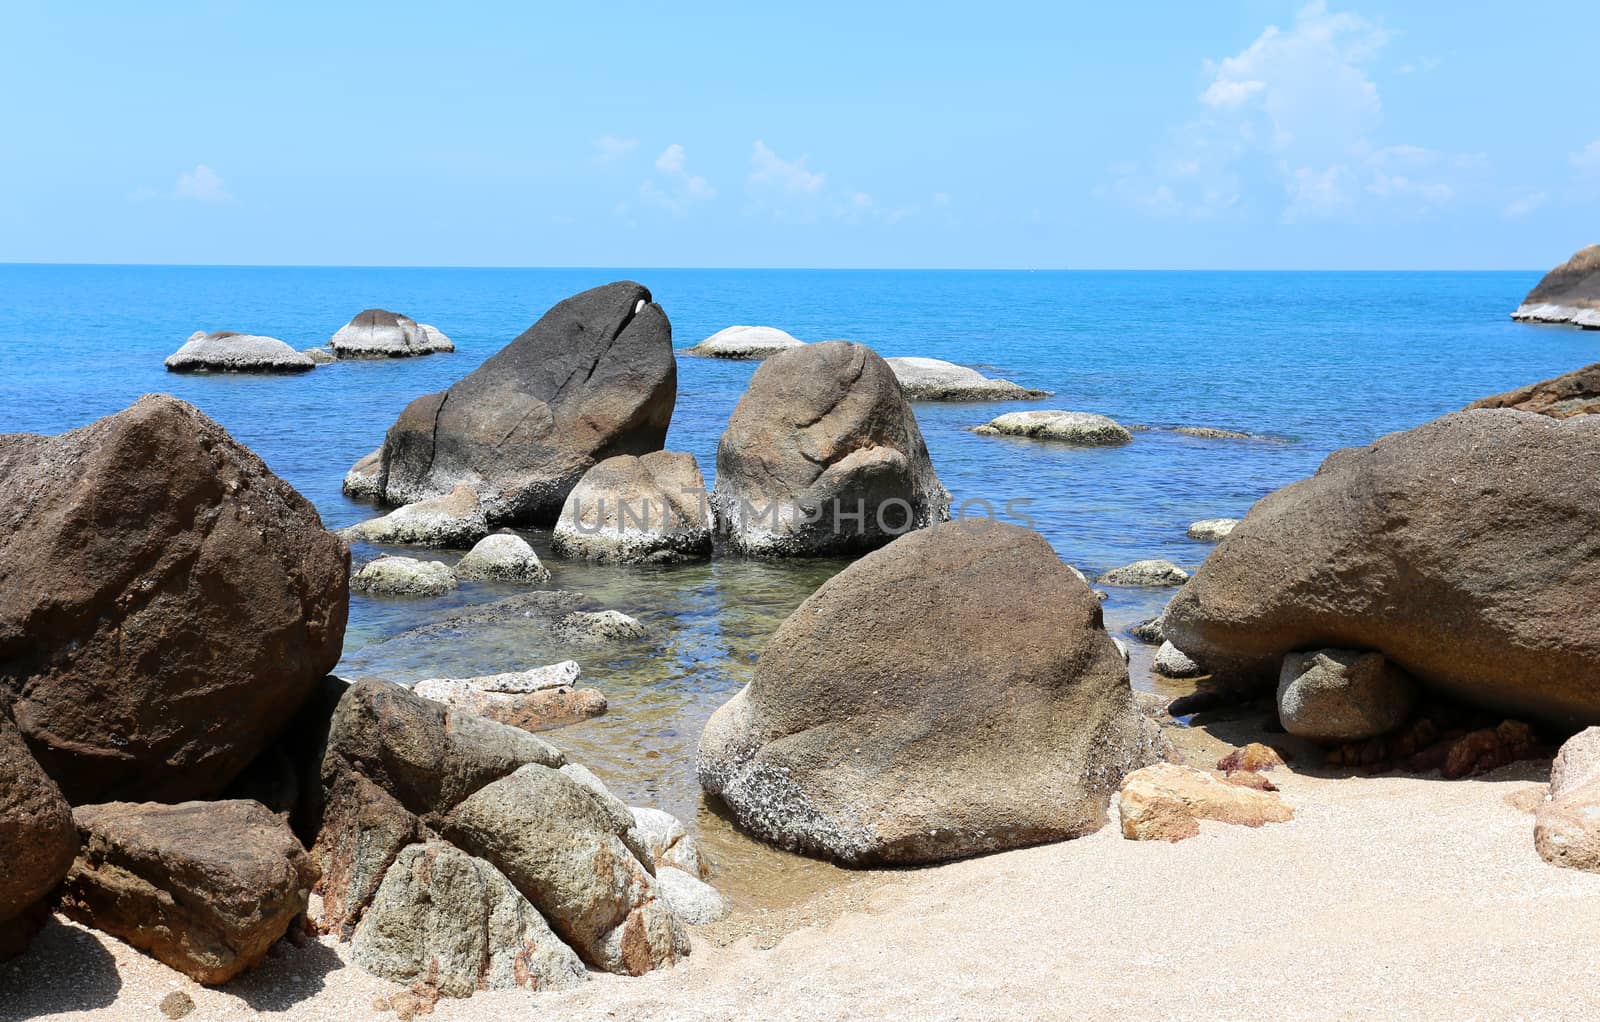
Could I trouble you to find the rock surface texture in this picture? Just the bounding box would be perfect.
[682,325,805,359]
[698,520,1161,866]
[164,331,316,373]
[1511,245,1600,328]
[1277,649,1416,743]
[1535,727,1600,874]
[0,395,349,803]
[712,341,950,556]
[1098,559,1190,587]
[366,281,676,526]
[1187,518,1239,542]
[0,713,78,959]
[972,410,1132,445]
[552,451,712,563]
[1164,410,1600,726]
[454,533,550,583]
[343,484,490,548]
[412,662,606,732]
[1468,361,1600,418]
[1117,763,1294,841]
[351,556,459,598]
[330,309,454,358]
[885,357,1049,401]
[59,800,317,984]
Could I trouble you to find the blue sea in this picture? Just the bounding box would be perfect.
[1,265,1588,890]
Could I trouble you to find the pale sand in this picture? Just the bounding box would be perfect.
[7,760,1599,1022]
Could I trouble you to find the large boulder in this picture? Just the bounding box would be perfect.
[0,395,349,804]
[164,331,315,373]
[885,357,1049,401]
[330,309,454,358]
[551,451,712,564]
[698,519,1161,866]
[1164,410,1600,727]
[682,325,804,360]
[0,713,77,959]
[1511,245,1600,328]
[1468,362,1600,418]
[367,282,675,526]
[59,800,317,984]
[711,341,950,556]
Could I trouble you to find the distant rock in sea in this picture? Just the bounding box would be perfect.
[885,357,1050,401]
[1512,245,1600,328]
[1468,361,1600,418]
[972,410,1132,445]
[164,331,315,373]
[330,309,454,358]
[682,325,805,359]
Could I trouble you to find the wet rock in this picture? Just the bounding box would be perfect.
[698,519,1161,866]
[1098,559,1189,587]
[1187,518,1239,542]
[712,341,950,557]
[0,395,349,803]
[344,484,490,549]
[59,800,317,984]
[1468,361,1600,418]
[330,309,454,358]
[352,841,587,996]
[1117,762,1293,842]
[412,662,606,733]
[551,451,712,564]
[972,410,1131,445]
[369,282,676,526]
[1510,245,1600,328]
[555,609,647,644]
[0,714,78,960]
[1165,410,1600,725]
[682,325,805,360]
[454,533,550,583]
[653,867,729,925]
[1173,426,1254,440]
[1277,649,1416,743]
[1131,617,1166,645]
[885,357,1049,401]
[1153,641,1203,678]
[351,556,459,598]
[164,331,315,373]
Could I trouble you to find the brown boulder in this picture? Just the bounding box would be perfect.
[551,450,712,564]
[698,519,1161,866]
[59,800,317,984]
[0,713,78,959]
[1117,763,1294,842]
[1164,410,1600,727]
[369,282,675,526]
[1468,361,1600,418]
[711,340,950,556]
[0,395,349,804]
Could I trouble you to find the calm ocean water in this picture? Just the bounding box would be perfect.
[1,265,1589,890]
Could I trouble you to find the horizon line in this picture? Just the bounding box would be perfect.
[0,261,1545,273]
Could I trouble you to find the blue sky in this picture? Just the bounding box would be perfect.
[1,0,1595,269]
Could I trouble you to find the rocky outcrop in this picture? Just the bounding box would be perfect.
[59,800,317,984]
[366,282,675,526]
[351,556,459,598]
[1468,362,1600,418]
[885,358,1049,401]
[1187,518,1238,542]
[699,520,1161,866]
[1164,410,1600,726]
[330,310,454,358]
[712,341,950,556]
[1277,649,1416,743]
[682,325,805,360]
[1097,559,1189,587]
[972,410,1131,445]
[1535,727,1600,874]
[344,483,490,548]
[412,662,606,732]
[454,533,550,583]
[1117,763,1294,841]
[164,331,316,373]
[0,714,77,960]
[0,395,349,804]
[1511,245,1600,328]
[551,451,711,564]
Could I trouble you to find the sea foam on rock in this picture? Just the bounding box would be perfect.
[164,331,316,373]
[1511,245,1600,328]
[698,519,1161,866]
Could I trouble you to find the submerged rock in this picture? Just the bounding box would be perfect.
[351,556,459,598]
[0,395,348,804]
[164,331,316,373]
[551,451,712,564]
[682,325,805,360]
[344,483,490,549]
[1165,410,1600,726]
[369,281,676,526]
[1117,763,1294,841]
[972,410,1131,445]
[1187,518,1239,542]
[1511,245,1600,328]
[1098,559,1190,587]
[454,532,550,583]
[885,357,1049,401]
[330,309,454,358]
[1468,362,1600,418]
[0,715,77,960]
[302,346,337,365]
[555,609,648,644]
[412,662,605,732]
[60,800,316,984]
[1173,426,1255,440]
[1277,649,1416,743]
[712,340,950,557]
[698,520,1161,866]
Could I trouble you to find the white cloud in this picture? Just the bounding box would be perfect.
[655,143,687,174]
[748,141,826,196]
[638,144,715,213]
[1504,191,1548,218]
[1572,139,1600,177]
[174,164,228,202]
[593,135,639,166]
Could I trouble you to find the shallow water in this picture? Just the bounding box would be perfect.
[3,265,1592,902]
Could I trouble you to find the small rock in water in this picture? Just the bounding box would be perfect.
[1153,640,1203,678]
[159,991,196,1019]
[1131,617,1166,644]
[344,484,490,549]
[1098,559,1189,587]
[682,324,805,360]
[1187,518,1239,542]
[301,346,337,365]
[164,331,315,374]
[330,309,453,358]
[410,663,604,733]
[343,448,384,500]
[1173,426,1254,440]
[555,609,648,643]
[885,357,1050,401]
[351,557,459,598]
[454,533,550,583]
[972,410,1132,445]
